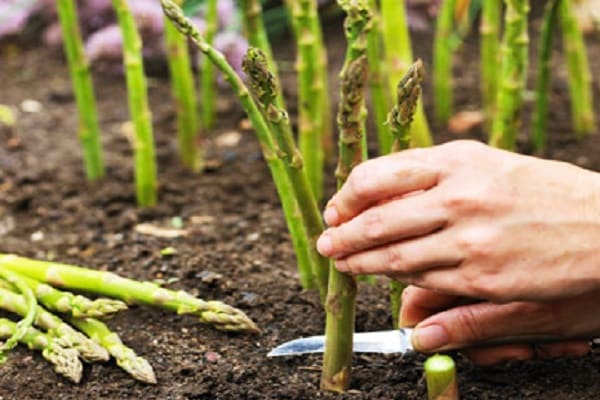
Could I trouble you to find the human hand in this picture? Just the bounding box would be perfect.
[317,141,600,302]
[399,286,598,365]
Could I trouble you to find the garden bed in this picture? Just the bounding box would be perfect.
[0,13,599,400]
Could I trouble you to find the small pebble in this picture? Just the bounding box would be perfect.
[30,230,44,242]
[205,351,221,363]
[20,99,42,113]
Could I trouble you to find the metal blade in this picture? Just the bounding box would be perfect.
[267,328,414,357]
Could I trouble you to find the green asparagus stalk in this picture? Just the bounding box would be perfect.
[201,0,217,130]
[243,47,330,297]
[424,354,459,400]
[0,270,37,362]
[56,0,105,181]
[0,272,127,318]
[489,0,530,150]
[165,0,201,172]
[0,318,83,383]
[288,0,326,202]
[160,0,329,297]
[366,0,393,155]
[386,60,424,327]
[0,287,109,362]
[559,0,597,136]
[112,0,157,206]
[70,317,156,384]
[433,0,457,124]
[240,0,286,109]
[0,253,259,333]
[532,0,560,152]
[480,0,502,124]
[380,0,432,147]
[321,1,371,391]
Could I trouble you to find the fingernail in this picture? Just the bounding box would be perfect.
[316,234,333,256]
[323,206,340,226]
[412,325,449,352]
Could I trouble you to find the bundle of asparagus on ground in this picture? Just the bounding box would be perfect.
[0,253,258,383]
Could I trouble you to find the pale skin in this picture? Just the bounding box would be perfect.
[317,140,600,365]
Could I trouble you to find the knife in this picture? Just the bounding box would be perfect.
[268,328,583,357]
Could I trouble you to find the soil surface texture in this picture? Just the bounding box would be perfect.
[0,7,600,400]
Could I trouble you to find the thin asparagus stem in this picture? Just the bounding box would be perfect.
[380,0,432,147]
[489,0,530,150]
[70,317,156,384]
[0,318,83,383]
[288,0,326,203]
[386,60,424,327]
[201,0,217,130]
[56,0,105,180]
[366,0,393,155]
[243,47,330,298]
[480,0,502,125]
[240,0,286,109]
[0,272,127,318]
[424,354,459,400]
[559,0,597,136]
[321,1,371,391]
[433,0,457,123]
[0,254,259,334]
[165,0,201,172]
[112,0,157,207]
[0,286,109,362]
[532,0,560,152]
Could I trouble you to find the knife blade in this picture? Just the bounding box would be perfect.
[268,328,414,357]
[267,329,590,357]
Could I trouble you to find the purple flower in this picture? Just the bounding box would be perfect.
[85,24,124,63]
[0,0,35,38]
[217,0,236,29]
[214,31,248,80]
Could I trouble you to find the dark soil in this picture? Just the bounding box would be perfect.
[1,9,600,400]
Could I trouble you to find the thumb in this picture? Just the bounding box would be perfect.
[411,301,552,352]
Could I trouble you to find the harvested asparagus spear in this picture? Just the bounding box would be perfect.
[56,0,105,180]
[70,317,156,384]
[242,47,330,299]
[386,60,424,327]
[0,269,37,362]
[0,254,259,333]
[322,1,371,391]
[0,287,109,362]
[0,318,83,383]
[0,272,127,318]
[425,354,459,400]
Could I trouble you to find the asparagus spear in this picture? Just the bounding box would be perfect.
[201,0,217,130]
[0,254,259,334]
[424,354,459,400]
[489,0,530,150]
[480,0,502,125]
[433,0,457,124]
[112,0,158,207]
[366,0,393,155]
[322,1,371,391]
[158,0,327,297]
[0,272,127,318]
[56,0,105,180]
[0,318,82,383]
[70,317,156,384]
[242,47,330,299]
[380,0,432,147]
[0,287,109,362]
[385,60,424,327]
[532,0,560,152]
[559,0,597,136]
[0,269,37,362]
[165,0,201,171]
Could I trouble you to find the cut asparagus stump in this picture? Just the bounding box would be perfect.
[0,287,109,362]
[0,272,127,318]
[0,318,83,383]
[0,254,259,333]
[424,354,459,400]
[70,317,156,384]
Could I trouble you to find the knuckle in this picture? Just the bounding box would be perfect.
[385,245,407,273]
[455,306,486,341]
[456,228,498,260]
[442,189,485,214]
[347,164,373,197]
[361,210,387,242]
